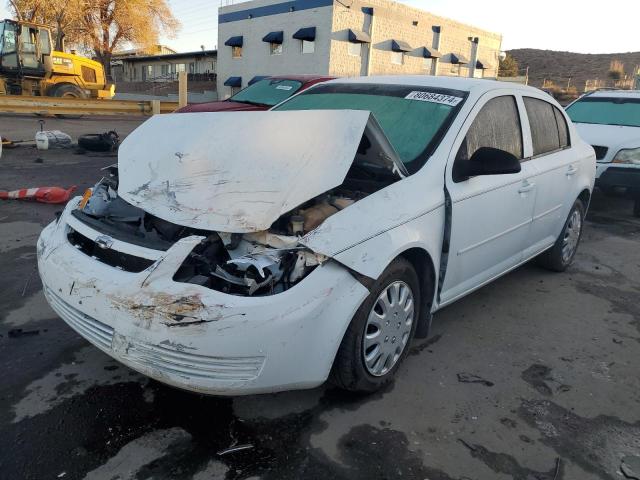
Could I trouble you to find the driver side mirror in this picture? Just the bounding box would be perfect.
[453,147,521,182]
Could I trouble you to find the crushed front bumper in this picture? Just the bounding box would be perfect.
[37,200,369,395]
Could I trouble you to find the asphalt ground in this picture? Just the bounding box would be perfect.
[1,114,639,480]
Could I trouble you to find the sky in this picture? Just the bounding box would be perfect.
[1,0,638,54]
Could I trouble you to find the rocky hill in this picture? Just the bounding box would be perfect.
[507,48,640,90]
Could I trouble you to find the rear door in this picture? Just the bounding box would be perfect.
[440,92,538,305]
[523,96,578,255]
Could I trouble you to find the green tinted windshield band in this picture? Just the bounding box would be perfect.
[566,97,640,128]
[275,83,467,173]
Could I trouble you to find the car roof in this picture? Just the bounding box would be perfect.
[322,75,542,95]
[584,89,640,99]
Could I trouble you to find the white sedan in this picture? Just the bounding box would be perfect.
[566,89,640,216]
[37,76,595,395]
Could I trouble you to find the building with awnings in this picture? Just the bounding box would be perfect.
[217,0,502,97]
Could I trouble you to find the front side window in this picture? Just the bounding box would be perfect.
[275,83,467,173]
[524,97,562,156]
[391,51,404,65]
[456,95,523,163]
[302,40,315,54]
[232,46,242,58]
[0,21,18,68]
[230,78,303,107]
[566,96,640,128]
[270,42,283,55]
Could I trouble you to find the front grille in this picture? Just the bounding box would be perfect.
[44,287,114,350]
[126,341,265,382]
[592,145,609,160]
[67,228,154,273]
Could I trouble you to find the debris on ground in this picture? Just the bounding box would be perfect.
[35,124,72,150]
[622,455,640,479]
[457,372,495,387]
[8,328,40,338]
[78,131,120,152]
[0,186,77,204]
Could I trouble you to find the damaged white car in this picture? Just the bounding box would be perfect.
[38,77,595,395]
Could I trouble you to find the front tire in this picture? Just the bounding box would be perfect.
[331,258,420,393]
[537,199,585,272]
[50,84,86,119]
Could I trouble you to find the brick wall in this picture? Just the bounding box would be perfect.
[329,0,502,79]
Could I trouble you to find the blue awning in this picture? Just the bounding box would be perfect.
[348,29,371,43]
[391,40,412,52]
[224,36,243,47]
[262,31,284,44]
[422,46,442,58]
[249,75,269,85]
[449,53,469,65]
[476,59,491,69]
[224,76,242,87]
[293,27,316,41]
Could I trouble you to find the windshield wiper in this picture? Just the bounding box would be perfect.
[232,99,269,107]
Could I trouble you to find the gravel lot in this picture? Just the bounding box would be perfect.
[1,114,639,480]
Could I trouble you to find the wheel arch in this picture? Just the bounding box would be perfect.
[578,188,591,209]
[397,247,436,338]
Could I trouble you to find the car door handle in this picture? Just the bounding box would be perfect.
[518,181,535,194]
[566,166,578,176]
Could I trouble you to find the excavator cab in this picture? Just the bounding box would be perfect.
[0,20,51,79]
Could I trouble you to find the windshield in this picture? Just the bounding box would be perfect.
[231,78,303,107]
[274,83,466,173]
[566,97,640,128]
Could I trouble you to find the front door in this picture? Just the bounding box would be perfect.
[440,93,537,305]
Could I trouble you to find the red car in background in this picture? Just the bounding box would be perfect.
[177,75,335,113]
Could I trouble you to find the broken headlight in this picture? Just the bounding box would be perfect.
[173,234,325,296]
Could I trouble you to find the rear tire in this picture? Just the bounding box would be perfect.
[331,258,420,393]
[536,199,585,272]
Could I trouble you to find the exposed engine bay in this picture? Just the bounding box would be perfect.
[73,132,401,297]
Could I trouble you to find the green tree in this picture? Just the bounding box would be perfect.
[499,54,519,77]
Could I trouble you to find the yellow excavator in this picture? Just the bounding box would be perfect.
[0,19,114,99]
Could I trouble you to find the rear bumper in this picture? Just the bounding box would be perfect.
[37,200,369,395]
[595,165,640,191]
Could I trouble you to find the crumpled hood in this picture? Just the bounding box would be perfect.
[574,123,640,154]
[118,110,378,232]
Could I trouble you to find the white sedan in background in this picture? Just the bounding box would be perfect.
[37,77,595,395]
[566,90,640,216]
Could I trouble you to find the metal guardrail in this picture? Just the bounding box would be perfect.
[0,95,180,117]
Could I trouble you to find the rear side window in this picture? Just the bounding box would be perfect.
[524,97,567,156]
[554,107,570,148]
[456,95,523,162]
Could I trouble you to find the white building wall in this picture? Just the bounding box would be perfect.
[216,0,502,96]
[217,0,333,98]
